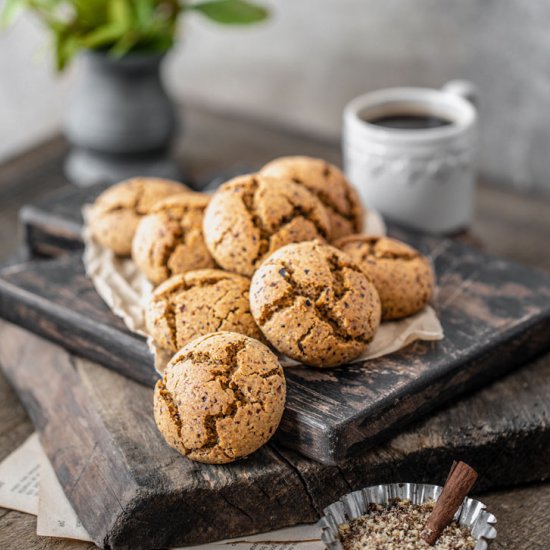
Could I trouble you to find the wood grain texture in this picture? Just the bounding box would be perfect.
[0,139,68,262]
[0,322,318,549]
[1,321,549,549]
[19,184,106,258]
[481,484,550,550]
[0,255,155,387]
[1,242,550,464]
[2,105,550,549]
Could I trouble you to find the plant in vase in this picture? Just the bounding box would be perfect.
[2,0,269,186]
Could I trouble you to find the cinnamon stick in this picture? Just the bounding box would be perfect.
[421,461,478,546]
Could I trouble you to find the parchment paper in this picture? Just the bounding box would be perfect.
[83,208,443,372]
[0,433,40,515]
[37,451,92,541]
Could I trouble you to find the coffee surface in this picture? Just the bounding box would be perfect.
[367,113,453,130]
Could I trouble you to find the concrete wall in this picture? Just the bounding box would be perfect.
[2,1,550,193]
[0,13,73,161]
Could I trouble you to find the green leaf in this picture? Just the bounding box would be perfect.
[3,0,257,71]
[81,22,126,49]
[192,0,268,25]
[110,31,139,57]
[135,0,154,27]
[55,32,79,71]
[147,33,174,52]
[1,0,27,26]
[108,0,132,29]
[72,0,108,27]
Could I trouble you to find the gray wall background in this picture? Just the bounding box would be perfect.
[1,0,550,194]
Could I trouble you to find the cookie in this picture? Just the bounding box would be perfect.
[132,193,215,284]
[88,177,189,256]
[146,269,263,353]
[250,240,381,367]
[203,174,331,277]
[260,156,364,240]
[334,235,435,320]
[154,332,286,464]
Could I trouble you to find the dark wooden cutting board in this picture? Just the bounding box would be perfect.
[1,320,549,549]
[1,237,550,464]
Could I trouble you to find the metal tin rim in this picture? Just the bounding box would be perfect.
[318,483,497,550]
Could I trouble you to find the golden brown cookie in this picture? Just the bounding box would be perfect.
[260,156,364,240]
[334,235,435,320]
[88,177,189,256]
[154,332,286,464]
[132,193,215,284]
[250,240,381,367]
[146,269,263,353]
[203,174,331,276]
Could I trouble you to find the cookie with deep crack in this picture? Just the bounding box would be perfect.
[88,177,190,256]
[250,240,381,367]
[154,332,286,464]
[146,269,263,352]
[334,235,435,320]
[203,174,331,277]
[132,193,215,284]
[260,156,364,240]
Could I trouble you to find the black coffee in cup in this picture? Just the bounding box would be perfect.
[344,83,477,233]
[367,113,453,130]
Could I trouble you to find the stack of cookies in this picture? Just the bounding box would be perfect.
[88,156,435,464]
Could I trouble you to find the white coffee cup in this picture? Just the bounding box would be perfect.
[343,81,478,234]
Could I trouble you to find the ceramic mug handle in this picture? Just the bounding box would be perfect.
[442,80,478,107]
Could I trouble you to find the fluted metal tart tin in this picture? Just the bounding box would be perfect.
[319,483,496,549]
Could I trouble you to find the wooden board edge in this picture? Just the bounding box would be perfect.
[2,320,550,547]
[0,276,157,387]
[0,321,321,549]
[284,315,550,464]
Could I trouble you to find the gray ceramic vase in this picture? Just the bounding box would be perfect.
[64,50,182,186]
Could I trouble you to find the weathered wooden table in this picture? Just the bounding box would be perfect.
[0,104,549,549]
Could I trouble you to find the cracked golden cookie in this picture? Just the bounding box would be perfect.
[132,193,215,284]
[88,177,189,256]
[203,174,331,277]
[260,156,364,240]
[334,235,435,320]
[154,332,286,464]
[250,240,381,367]
[146,269,263,353]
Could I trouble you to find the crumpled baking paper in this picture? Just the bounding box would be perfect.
[83,207,443,373]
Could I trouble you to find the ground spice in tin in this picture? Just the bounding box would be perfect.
[338,499,476,550]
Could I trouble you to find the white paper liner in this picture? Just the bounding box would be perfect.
[83,207,443,373]
[0,433,40,515]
